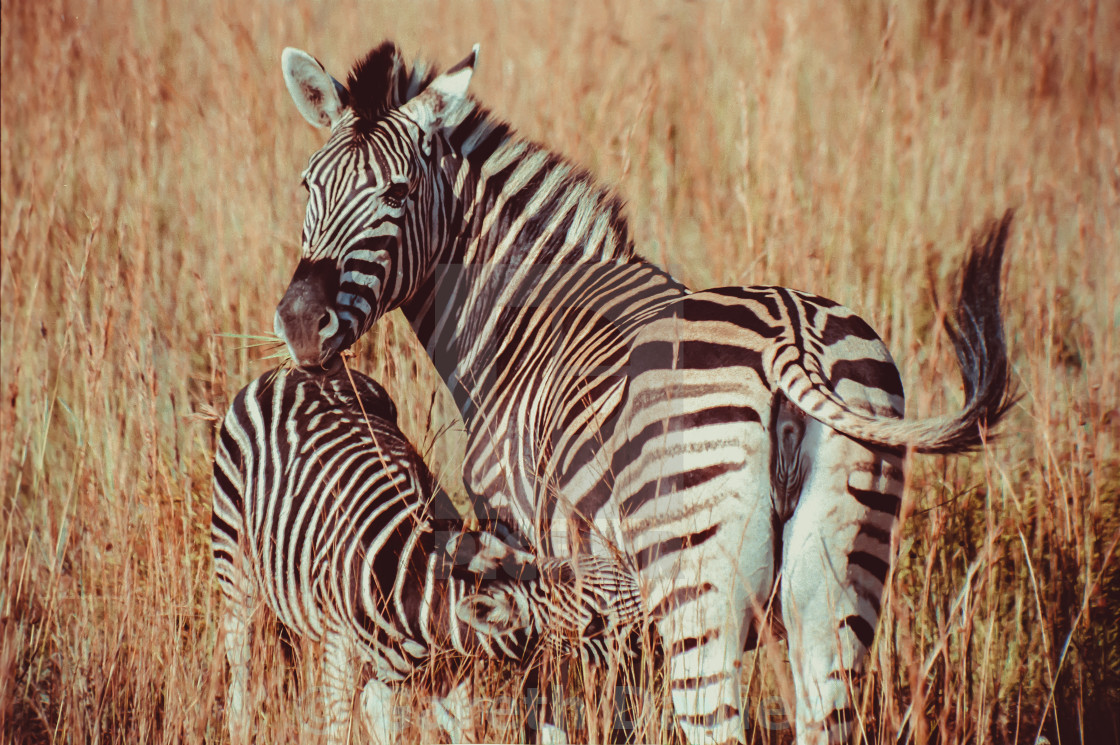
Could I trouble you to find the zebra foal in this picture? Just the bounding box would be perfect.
[271,41,1016,744]
[211,366,641,743]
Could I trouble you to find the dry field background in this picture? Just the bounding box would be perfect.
[2,0,1118,742]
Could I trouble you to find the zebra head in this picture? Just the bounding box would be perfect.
[275,42,477,369]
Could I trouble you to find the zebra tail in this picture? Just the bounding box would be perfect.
[930,209,1019,453]
[780,210,1018,454]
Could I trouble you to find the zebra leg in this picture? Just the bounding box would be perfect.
[536,672,570,745]
[321,623,360,745]
[359,678,399,745]
[522,656,570,745]
[780,420,902,744]
[646,485,775,745]
[219,559,255,745]
[431,678,474,743]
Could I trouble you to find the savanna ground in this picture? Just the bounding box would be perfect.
[2,0,1118,742]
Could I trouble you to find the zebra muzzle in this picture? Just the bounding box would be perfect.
[275,265,342,370]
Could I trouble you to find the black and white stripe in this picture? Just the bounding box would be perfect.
[272,41,1015,745]
[212,366,641,744]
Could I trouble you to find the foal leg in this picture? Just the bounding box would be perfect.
[219,556,256,745]
[321,622,361,745]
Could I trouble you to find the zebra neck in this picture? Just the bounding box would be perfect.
[401,104,673,416]
[401,254,684,422]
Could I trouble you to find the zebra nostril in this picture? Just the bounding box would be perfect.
[317,308,339,339]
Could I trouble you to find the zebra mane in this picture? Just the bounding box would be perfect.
[348,41,637,262]
[449,103,638,263]
[346,40,437,122]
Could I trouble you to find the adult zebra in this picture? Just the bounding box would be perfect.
[272,41,1015,744]
[212,366,641,744]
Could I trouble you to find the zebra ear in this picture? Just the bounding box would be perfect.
[444,530,536,578]
[457,593,528,636]
[399,44,478,133]
[282,47,347,128]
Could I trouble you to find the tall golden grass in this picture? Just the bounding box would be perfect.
[3,0,1117,742]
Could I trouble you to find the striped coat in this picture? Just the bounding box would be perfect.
[212,366,641,743]
[270,41,1015,744]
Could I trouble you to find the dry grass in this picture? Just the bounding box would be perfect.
[2,0,1118,742]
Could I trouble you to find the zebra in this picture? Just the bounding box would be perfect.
[271,40,1016,745]
[211,365,643,744]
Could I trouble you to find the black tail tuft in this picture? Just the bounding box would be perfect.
[935,209,1019,453]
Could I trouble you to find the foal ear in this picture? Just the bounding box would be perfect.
[282,47,347,128]
[457,592,529,636]
[399,44,478,133]
[444,529,536,578]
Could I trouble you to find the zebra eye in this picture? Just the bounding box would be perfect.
[383,182,410,208]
